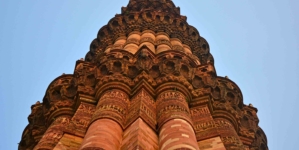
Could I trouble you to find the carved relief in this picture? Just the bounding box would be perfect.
[19,102,47,149]
[211,118,245,150]
[156,91,191,128]
[238,107,259,139]
[191,88,211,98]
[33,116,71,150]
[44,100,74,122]
[221,136,245,150]
[161,61,175,74]
[20,1,268,150]
[191,106,212,121]
[66,107,92,134]
[92,90,129,127]
[136,49,153,71]
[48,76,77,102]
[250,128,268,150]
[126,89,156,129]
[157,91,186,101]
[77,85,95,96]
[192,75,205,89]
[98,65,108,76]
[19,127,36,150]
[149,65,160,78]
[91,47,204,86]
[75,62,97,96]
[84,0,214,65]
[180,64,192,80]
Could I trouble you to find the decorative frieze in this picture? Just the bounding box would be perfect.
[20,1,268,150]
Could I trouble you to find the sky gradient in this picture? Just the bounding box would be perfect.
[0,0,299,149]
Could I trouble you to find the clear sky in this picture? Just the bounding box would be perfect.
[0,0,298,149]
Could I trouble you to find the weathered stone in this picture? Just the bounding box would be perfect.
[19,1,268,150]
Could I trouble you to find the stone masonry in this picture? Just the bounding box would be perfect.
[19,0,268,150]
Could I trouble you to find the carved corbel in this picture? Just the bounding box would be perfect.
[121,61,129,75]
[173,59,182,75]
[107,61,114,74]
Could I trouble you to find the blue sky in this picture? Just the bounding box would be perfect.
[0,0,298,149]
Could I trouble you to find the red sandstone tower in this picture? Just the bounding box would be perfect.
[19,0,268,150]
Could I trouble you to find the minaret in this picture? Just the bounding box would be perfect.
[19,0,268,150]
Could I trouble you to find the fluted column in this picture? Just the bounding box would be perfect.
[215,118,245,150]
[79,89,129,150]
[34,116,71,150]
[157,91,199,150]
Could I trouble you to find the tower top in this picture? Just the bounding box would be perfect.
[85,0,213,65]
[122,0,181,16]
